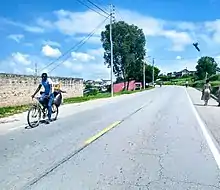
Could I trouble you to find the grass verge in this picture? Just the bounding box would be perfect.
[0,105,29,118]
[0,87,154,118]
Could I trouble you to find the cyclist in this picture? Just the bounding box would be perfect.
[31,73,54,123]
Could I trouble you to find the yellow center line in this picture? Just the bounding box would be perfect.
[84,121,121,145]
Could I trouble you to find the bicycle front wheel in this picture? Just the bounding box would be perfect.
[27,105,41,128]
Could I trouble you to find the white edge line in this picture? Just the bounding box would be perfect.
[185,88,220,169]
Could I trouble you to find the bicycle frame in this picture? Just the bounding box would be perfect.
[33,97,48,114]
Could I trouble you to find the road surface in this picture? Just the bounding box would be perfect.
[0,86,220,190]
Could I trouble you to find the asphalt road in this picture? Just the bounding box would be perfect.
[0,86,219,190]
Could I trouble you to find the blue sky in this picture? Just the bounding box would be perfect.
[1,0,220,79]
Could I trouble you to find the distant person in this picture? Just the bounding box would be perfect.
[217,86,220,107]
[202,79,211,106]
[185,80,189,88]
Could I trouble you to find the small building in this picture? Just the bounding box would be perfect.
[167,69,196,78]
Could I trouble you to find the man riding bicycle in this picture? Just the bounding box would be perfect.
[31,73,54,123]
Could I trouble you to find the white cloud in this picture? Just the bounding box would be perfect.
[53,10,105,35]
[35,9,192,51]
[75,35,101,44]
[0,18,44,33]
[62,59,109,79]
[1,9,203,52]
[176,56,182,60]
[42,40,61,47]
[118,9,193,51]
[25,67,34,74]
[157,58,197,74]
[176,22,196,31]
[163,30,192,51]
[87,48,104,57]
[0,53,56,76]
[3,8,220,77]
[37,18,54,29]
[12,52,31,65]
[37,10,105,36]
[24,43,34,47]
[60,48,108,79]
[42,45,62,58]
[204,19,220,44]
[7,34,24,43]
[71,52,95,62]
[63,60,84,71]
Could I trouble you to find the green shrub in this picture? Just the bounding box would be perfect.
[212,86,219,97]
[85,88,99,96]
[190,80,204,88]
[209,74,220,81]
[210,81,220,87]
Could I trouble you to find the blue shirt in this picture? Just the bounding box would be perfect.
[41,78,53,95]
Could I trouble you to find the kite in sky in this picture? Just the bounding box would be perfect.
[193,42,200,52]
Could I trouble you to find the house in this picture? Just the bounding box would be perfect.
[167,68,196,78]
[167,72,176,78]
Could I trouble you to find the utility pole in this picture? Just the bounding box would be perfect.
[143,62,145,89]
[152,58,155,86]
[34,62,38,84]
[109,4,114,97]
[34,62,38,77]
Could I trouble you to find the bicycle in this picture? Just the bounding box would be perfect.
[27,96,59,128]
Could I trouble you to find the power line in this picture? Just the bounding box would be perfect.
[86,0,110,16]
[39,15,109,73]
[76,0,108,18]
[48,16,109,73]
[93,0,109,12]
[48,32,96,73]
[114,6,123,21]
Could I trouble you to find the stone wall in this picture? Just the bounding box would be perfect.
[0,73,83,107]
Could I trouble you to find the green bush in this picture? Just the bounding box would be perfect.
[164,81,173,85]
[210,81,220,87]
[190,80,204,88]
[212,86,219,97]
[85,83,93,89]
[209,74,220,81]
[85,88,99,96]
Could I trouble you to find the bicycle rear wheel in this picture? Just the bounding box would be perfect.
[51,104,59,121]
[27,105,41,128]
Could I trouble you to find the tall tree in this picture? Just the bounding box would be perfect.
[144,64,160,83]
[196,56,217,79]
[101,21,146,89]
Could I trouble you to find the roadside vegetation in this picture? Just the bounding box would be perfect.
[158,56,220,97]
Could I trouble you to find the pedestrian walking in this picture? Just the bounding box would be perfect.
[217,86,220,107]
[202,79,211,106]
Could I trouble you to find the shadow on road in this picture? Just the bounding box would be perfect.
[25,119,55,129]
